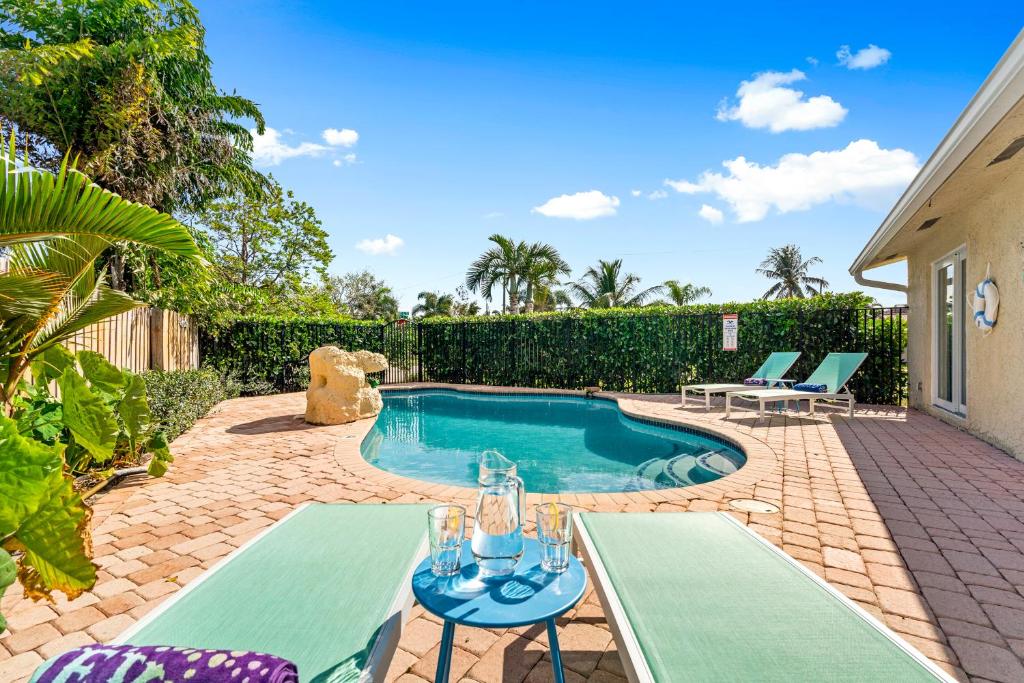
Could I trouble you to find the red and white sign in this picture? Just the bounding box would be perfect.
[722,314,738,351]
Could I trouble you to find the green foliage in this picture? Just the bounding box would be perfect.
[413,291,454,318]
[142,367,240,441]
[324,271,400,321]
[0,134,200,407]
[202,293,908,404]
[0,549,15,631]
[757,244,829,299]
[569,258,664,308]
[0,0,266,214]
[0,414,96,607]
[465,234,570,313]
[14,349,176,479]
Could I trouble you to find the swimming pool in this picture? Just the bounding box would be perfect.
[360,390,746,494]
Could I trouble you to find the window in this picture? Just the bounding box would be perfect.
[932,248,967,415]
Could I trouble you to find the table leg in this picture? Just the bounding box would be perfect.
[546,618,565,683]
[435,620,455,683]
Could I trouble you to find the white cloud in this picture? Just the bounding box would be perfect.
[647,190,668,200]
[482,211,504,219]
[250,127,327,166]
[323,128,360,147]
[806,56,819,67]
[665,139,920,222]
[837,44,891,70]
[355,234,404,255]
[332,160,342,167]
[698,204,724,224]
[630,189,643,197]
[532,190,620,220]
[716,69,847,133]
[344,153,358,163]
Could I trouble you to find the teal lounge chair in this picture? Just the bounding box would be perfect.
[575,512,953,683]
[725,351,868,419]
[681,351,800,410]
[113,503,430,682]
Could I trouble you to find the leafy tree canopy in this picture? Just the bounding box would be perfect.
[325,271,399,321]
[757,244,829,299]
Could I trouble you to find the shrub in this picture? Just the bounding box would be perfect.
[143,368,240,442]
[200,293,908,405]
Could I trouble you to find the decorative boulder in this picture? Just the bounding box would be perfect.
[305,346,389,425]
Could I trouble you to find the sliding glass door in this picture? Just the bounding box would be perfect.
[933,248,967,415]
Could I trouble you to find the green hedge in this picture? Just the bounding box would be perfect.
[200,293,908,404]
[143,368,240,442]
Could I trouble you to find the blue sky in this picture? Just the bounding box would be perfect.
[196,1,1022,312]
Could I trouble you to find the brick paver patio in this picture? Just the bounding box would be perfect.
[3,386,1024,682]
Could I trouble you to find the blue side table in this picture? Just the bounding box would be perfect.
[412,539,587,683]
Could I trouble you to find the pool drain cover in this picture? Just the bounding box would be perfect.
[728,498,780,514]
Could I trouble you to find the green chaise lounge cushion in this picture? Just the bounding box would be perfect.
[577,512,949,682]
[116,503,430,683]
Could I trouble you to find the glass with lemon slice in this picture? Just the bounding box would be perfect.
[535,502,573,573]
[427,504,466,576]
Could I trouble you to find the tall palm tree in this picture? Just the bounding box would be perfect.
[0,137,201,408]
[568,259,664,308]
[465,235,569,313]
[661,280,712,305]
[412,291,454,318]
[756,244,829,299]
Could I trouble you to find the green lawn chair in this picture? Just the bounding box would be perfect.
[725,352,868,418]
[575,512,953,682]
[681,351,801,410]
[113,503,430,682]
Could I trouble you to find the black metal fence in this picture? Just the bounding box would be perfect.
[200,306,908,405]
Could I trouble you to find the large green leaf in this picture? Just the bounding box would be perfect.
[56,369,118,462]
[0,549,15,632]
[30,344,76,388]
[76,350,126,395]
[0,415,64,536]
[119,373,151,447]
[146,431,174,478]
[5,475,96,602]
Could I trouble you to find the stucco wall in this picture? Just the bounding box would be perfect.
[905,169,1024,459]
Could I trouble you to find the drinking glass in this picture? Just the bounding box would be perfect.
[535,503,573,573]
[427,504,466,577]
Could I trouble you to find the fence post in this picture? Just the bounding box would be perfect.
[461,322,468,385]
[416,323,423,382]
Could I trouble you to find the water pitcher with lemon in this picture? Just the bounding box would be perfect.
[471,450,525,579]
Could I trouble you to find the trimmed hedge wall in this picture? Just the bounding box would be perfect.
[200,293,908,405]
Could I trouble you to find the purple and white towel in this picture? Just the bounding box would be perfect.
[30,644,298,683]
[743,378,768,386]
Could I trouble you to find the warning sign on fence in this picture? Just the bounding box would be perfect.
[722,313,738,351]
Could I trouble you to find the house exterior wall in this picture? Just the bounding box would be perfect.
[905,168,1024,459]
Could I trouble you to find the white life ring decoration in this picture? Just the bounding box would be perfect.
[970,263,999,335]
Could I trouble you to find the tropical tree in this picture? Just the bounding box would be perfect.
[532,286,573,312]
[0,0,267,297]
[568,259,664,308]
[0,138,200,622]
[412,291,454,318]
[326,271,399,320]
[756,244,829,299]
[198,178,334,316]
[660,280,712,305]
[465,235,569,313]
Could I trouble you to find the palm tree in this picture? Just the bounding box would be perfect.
[532,286,573,312]
[756,245,829,299]
[465,235,569,313]
[569,259,664,308]
[412,291,454,318]
[0,137,202,409]
[661,280,712,305]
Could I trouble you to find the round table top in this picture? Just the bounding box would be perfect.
[412,538,587,628]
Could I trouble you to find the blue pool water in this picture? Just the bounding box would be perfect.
[360,390,746,494]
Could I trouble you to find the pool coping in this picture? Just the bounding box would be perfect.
[331,383,781,509]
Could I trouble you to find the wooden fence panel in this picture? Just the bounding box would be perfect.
[63,306,197,373]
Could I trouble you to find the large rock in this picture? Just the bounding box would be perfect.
[305,346,389,425]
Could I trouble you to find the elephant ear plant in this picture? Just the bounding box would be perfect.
[0,134,200,624]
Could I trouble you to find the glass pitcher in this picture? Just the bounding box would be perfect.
[471,450,525,579]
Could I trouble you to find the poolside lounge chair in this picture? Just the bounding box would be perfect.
[114,503,430,683]
[725,351,868,419]
[680,351,800,410]
[575,512,953,682]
